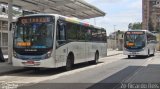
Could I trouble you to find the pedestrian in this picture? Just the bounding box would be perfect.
[0,47,5,62]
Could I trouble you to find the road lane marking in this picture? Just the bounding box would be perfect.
[120,56,155,84]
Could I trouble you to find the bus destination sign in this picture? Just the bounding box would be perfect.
[126,31,144,35]
[19,16,51,24]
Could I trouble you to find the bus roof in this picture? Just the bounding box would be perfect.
[127,30,147,32]
[126,30,156,36]
[18,14,105,30]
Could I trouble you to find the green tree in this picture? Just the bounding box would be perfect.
[128,22,142,30]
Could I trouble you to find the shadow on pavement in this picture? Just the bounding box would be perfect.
[122,55,154,60]
[17,66,142,89]
[88,64,160,89]
[87,66,143,89]
[16,64,160,89]
[7,61,103,77]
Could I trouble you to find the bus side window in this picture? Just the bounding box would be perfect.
[57,20,66,46]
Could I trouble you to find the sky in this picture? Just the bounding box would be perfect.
[85,0,142,35]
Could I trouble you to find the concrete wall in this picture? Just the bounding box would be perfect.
[107,39,124,51]
[156,33,160,51]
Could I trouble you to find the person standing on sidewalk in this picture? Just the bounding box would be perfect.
[0,47,5,62]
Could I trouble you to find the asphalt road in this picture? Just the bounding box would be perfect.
[0,53,160,89]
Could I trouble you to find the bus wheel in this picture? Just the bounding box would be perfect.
[93,52,99,64]
[65,54,74,71]
[147,50,150,57]
[152,49,155,56]
[128,55,131,58]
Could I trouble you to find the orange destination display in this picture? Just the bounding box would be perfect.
[127,42,135,46]
[17,42,31,47]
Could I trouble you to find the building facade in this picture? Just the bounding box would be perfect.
[142,0,160,31]
[0,16,9,55]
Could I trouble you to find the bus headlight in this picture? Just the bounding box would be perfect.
[45,50,52,59]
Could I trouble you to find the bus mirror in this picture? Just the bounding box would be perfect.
[10,22,16,31]
[58,21,65,31]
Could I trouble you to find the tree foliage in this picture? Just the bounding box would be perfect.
[128,22,142,30]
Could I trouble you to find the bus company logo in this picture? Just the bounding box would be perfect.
[25,49,37,52]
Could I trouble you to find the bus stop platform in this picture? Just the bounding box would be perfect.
[107,49,122,57]
[0,55,29,75]
[0,63,26,76]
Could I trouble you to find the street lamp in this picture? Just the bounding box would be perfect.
[114,25,117,50]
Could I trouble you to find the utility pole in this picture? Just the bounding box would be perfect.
[94,18,96,25]
[8,0,13,64]
[159,28,160,51]
[114,25,117,50]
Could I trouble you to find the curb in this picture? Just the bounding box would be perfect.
[107,53,122,57]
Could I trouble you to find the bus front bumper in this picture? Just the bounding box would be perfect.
[123,49,147,56]
[12,57,56,68]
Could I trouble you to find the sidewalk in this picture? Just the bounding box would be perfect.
[107,49,123,57]
[0,55,29,75]
[0,63,27,76]
[0,63,30,76]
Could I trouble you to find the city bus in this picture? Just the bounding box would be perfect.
[12,14,107,70]
[123,30,157,58]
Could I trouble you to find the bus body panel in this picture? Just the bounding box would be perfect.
[55,42,107,67]
[55,42,86,67]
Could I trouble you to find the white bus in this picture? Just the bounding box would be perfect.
[12,14,107,70]
[123,30,157,58]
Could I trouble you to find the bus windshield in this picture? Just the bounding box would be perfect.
[14,16,54,49]
[124,31,146,49]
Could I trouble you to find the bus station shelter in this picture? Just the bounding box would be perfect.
[0,0,106,63]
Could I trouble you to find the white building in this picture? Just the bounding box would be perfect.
[0,15,9,55]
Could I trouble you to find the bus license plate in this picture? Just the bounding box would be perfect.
[130,52,136,55]
[25,61,35,66]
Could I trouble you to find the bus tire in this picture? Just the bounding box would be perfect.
[152,49,155,56]
[147,50,150,57]
[128,55,131,59]
[93,51,99,64]
[65,53,74,71]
